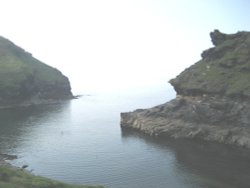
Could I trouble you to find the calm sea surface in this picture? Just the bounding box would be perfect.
[1,85,250,188]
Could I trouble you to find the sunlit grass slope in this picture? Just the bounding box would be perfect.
[0,36,72,105]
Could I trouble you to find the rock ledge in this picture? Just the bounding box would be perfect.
[121,30,250,148]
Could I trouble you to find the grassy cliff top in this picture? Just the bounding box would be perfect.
[170,30,250,98]
[0,36,72,103]
[0,36,65,87]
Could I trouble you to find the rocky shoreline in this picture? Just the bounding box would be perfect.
[121,95,250,148]
[0,158,9,166]
[0,153,17,167]
[121,30,250,148]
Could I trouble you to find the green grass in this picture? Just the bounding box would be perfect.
[0,36,65,87]
[0,166,103,188]
[170,32,250,98]
[0,36,72,103]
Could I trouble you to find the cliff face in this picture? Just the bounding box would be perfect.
[121,30,250,148]
[170,30,250,98]
[0,36,73,107]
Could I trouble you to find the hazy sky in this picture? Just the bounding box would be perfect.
[0,0,250,94]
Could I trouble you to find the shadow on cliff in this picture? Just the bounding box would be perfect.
[121,128,250,188]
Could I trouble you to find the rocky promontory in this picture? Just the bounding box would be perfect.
[0,36,73,108]
[121,30,250,148]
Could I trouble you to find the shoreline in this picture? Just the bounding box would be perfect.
[120,30,250,149]
[0,153,17,166]
[0,96,78,110]
[0,153,103,188]
[121,96,250,149]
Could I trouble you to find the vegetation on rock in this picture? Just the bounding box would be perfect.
[121,30,250,148]
[170,30,250,98]
[0,36,73,106]
[0,165,103,188]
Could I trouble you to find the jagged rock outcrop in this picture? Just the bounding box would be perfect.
[170,29,250,98]
[0,36,73,107]
[121,30,250,148]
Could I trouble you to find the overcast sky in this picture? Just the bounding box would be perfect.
[0,0,250,94]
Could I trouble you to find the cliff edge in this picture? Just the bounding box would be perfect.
[0,36,73,107]
[121,30,250,148]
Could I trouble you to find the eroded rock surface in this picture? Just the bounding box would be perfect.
[121,30,250,148]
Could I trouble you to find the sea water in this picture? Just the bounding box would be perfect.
[0,85,250,188]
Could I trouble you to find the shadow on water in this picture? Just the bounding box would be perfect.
[121,128,250,188]
[0,101,71,153]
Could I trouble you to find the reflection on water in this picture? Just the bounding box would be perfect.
[122,129,250,188]
[0,88,250,188]
[0,101,71,152]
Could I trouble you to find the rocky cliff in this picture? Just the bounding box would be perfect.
[121,30,250,148]
[0,36,73,107]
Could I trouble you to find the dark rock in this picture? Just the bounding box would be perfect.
[121,30,250,148]
[0,154,17,161]
[21,165,28,169]
[210,29,228,46]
